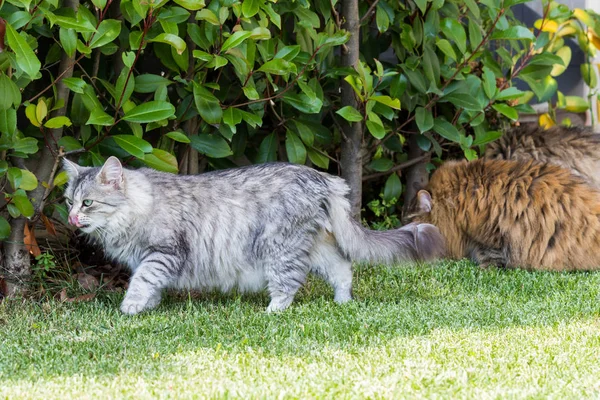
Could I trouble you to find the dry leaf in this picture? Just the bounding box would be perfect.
[23,223,41,257]
[76,273,99,291]
[41,214,57,236]
[66,293,96,302]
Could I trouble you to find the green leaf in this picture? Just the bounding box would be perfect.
[87,109,115,126]
[44,116,72,129]
[6,22,41,78]
[433,118,461,142]
[113,135,152,159]
[193,82,222,124]
[59,28,77,58]
[7,167,22,190]
[122,101,175,123]
[142,149,178,173]
[89,19,122,49]
[473,130,502,146]
[492,103,519,121]
[149,33,187,55]
[0,73,20,110]
[491,26,534,41]
[366,120,385,139]
[336,106,363,122]
[0,108,17,135]
[53,15,97,32]
[223,107,243,132]
[414,0,427,14]
[190,134,233,158]
[369,96,401,110]
[402,68,427,94]
[415,107,433,133]
[256,133,277,163]
[292,121,314,146]
[495,87,525,101]
[18,169,37,190]
[422,44,440,86]
[307,149,329,169]
[13,137,38,154]
[440,92,482,111]
[468,19,483,52]
[441,18,467,54]
[195,9,219,25]
[221,31,252,52]
[173,0,205,10]
[376,5,390,33]
[53,171,69,187]
[242,0,262,17]
[166,131,190,143]
[13,194,34,218]
[0,217,10,240]
[134,74,173,93]
[58,136,83,152]
[369,158,393,172]
[482,67,496,99]
[257,59,296,75]
[63,77,87,94]
[436,39,457,61]
[285,131,306,164]
[383,173,402,202]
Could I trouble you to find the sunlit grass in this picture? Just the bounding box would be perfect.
[2,260,600,398]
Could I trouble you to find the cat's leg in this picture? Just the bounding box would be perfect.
[121,252,181,315]
[309,239,353,304]
[264,254,311,313]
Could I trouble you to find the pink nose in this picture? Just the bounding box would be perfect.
[68,214,81,227]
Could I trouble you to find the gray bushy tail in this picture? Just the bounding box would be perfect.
[326,178,446,264]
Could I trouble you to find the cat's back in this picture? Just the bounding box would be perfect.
[485,125,600,188]
[428,158,600,217]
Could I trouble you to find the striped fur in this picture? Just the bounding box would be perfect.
[63,157,444,315]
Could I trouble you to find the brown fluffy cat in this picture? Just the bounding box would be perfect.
[485,125,600,188]
[404,158,600,271]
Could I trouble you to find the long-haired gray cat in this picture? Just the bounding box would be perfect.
[63,157,444,314]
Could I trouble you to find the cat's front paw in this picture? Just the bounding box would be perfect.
[120,294,161,315]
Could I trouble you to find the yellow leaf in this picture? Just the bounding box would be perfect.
[19,169,38,191]
[25,104,40,127]
[539,113,555,129]
[534,19,558,33]
[550,46,571,77]
[588,29,600,50]
[573,8,594,27]
[36,99,48,123]
[557,22,578,37]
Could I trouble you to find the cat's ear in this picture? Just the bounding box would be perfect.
[416,190,432,213]
[62,158,82,179]
[98,156,124,189]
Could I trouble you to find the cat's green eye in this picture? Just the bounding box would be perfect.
[65,198,72,206]
[82,199,93,207]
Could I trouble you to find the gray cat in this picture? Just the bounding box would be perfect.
[63,157,444,315]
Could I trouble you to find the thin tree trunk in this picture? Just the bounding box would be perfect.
[182,16,199,175]
[339,0,362,221]
[2,0,79,296]
[402,134,429,214]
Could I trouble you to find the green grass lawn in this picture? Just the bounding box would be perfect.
[2,260,600,399]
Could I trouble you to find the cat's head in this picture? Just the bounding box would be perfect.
[402,190,433,225]
[62,156,128,234]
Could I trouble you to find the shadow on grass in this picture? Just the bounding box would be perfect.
[2,259,600,380]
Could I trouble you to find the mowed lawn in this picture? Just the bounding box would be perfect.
[2,260,600,399]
